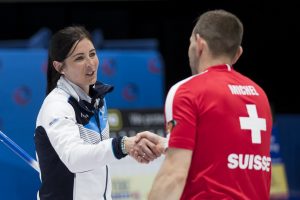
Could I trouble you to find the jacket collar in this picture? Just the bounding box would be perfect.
[57,76,114,108]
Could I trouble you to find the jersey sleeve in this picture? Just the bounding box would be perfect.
[167,85,197,151]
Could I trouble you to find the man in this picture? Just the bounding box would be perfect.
[135,9,272,200]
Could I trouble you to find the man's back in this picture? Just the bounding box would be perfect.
[167,64,272,200]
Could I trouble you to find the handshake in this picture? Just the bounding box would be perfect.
[123,131,167,163]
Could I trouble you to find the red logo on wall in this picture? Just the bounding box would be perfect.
[101,58,116,76]
[13,86,32,106]
[41,60,48,74]
[122,83,139,102]
[148,58,161,74]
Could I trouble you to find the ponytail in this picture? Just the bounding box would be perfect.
[46,56,61,95]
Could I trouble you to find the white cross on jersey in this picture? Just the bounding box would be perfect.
[239,104,266,144]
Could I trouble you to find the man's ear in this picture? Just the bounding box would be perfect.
[53,61,64,74]
[232,46,243,64]
[195,34,204,56]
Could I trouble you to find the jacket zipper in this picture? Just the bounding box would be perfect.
[95,109,108,200]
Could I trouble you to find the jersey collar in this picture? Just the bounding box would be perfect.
[206,64,232,72]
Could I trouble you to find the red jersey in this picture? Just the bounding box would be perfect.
[165,64,272,200]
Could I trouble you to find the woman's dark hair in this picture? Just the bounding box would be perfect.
[46,25,93,95]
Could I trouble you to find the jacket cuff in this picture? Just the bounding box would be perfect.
[112,136,127,159]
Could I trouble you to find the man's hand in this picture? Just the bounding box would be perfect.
[130,131,167,163]
[124,135,157,164]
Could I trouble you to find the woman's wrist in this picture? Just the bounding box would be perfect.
[121,136,128,154]
[112,136,128,159]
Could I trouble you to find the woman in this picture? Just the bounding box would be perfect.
[34,26,161,200]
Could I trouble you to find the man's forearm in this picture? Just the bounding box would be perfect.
[149,173,186,200]
[148,148,192,199]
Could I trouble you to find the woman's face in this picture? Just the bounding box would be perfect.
[62,38,99,93]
